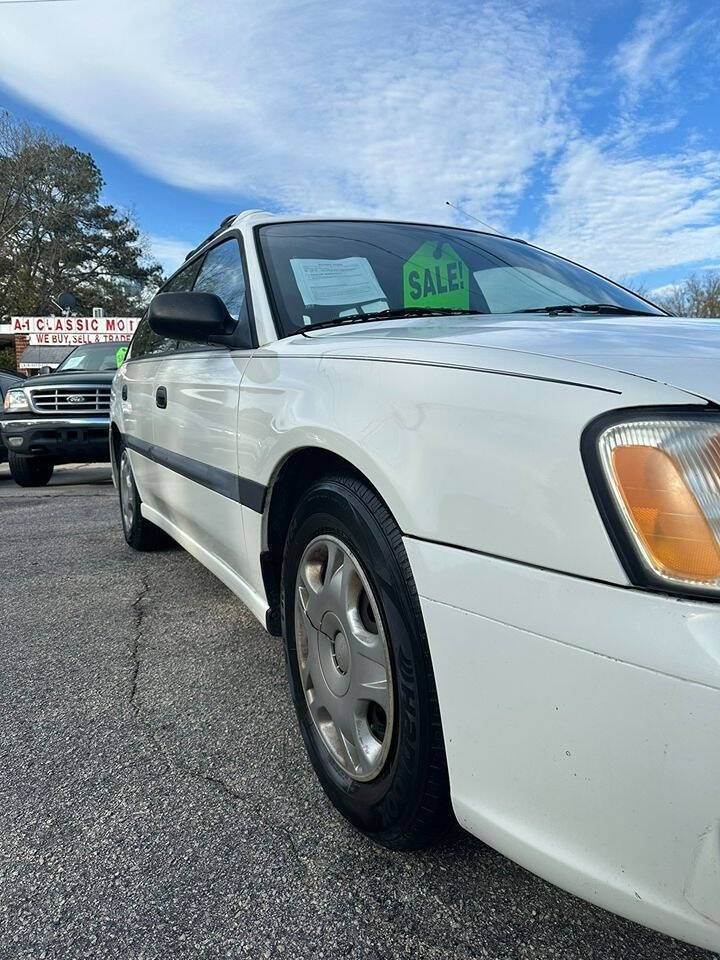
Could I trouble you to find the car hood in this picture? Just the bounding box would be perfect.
[24,370,117,387]
[305,314,720,403]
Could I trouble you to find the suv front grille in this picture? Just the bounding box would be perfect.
[28,386,111,414]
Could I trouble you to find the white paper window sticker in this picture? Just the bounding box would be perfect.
[360,300,388,315]
[337,301,389,319]
[290,257,386,307]
[62,355,85,369]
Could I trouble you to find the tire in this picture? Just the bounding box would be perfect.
[118,444,169,551]
[282,473,452,850]
[8,452,54,487]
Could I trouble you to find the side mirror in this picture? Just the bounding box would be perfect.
[38,365,53,376]
[148,292,240,346]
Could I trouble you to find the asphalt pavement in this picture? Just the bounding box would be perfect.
[0,463,717,960]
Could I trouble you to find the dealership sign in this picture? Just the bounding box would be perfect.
[27,332,132,345]
[9,316,140,336]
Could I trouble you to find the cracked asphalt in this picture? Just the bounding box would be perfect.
[1,463,717,960]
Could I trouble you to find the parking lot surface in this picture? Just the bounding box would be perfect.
[1,463,717,960]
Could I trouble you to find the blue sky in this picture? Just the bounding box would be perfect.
[0,0,718,297]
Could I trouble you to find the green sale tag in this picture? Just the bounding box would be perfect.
[403,241,470,310]
[115,345,128,367]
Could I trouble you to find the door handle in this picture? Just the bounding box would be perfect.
[155,386,167,409]
[121,384,127,401]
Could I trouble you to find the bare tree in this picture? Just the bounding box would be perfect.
[615,276,656,308]
[653,272,720,317]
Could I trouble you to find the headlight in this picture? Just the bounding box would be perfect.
[3,388,30,412]
[584,409,720,597]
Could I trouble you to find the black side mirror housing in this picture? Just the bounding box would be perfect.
[148,292,250,348]
[38,365,53,376]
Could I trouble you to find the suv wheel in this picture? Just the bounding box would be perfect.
[118,445,168,551]
[282,473,452,850]
[8,452,54,487]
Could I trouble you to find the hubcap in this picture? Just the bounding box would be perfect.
[331,631,350,675]
[294,535,394,781]
[119,449,135,531]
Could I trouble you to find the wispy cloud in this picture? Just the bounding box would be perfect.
[534,139,720,277]
[149,235,192,276]
[0,0,577,225]
[611,1,691,109]
[0,0,718,289]
[608,0,719,147]
[649,282,682,300]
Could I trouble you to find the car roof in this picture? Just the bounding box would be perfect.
[226,208,517,240]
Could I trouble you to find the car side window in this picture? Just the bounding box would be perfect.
[164,256,204,293]
[176,238,251,352]
[193,239,247,317]
[128,259,203,360]
[127,313,174,360]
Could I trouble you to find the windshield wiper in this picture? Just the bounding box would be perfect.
[304,307,481,332]
[513,303,659,316]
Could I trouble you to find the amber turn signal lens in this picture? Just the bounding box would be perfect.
[611,444,720,582]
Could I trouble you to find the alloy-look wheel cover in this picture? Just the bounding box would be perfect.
[119,449,135,532]
[294,535,395,781]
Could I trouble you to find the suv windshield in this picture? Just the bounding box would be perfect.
[258,221,663,337]
[55,343,129,373]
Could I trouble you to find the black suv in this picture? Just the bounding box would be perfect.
[0,342,128,487]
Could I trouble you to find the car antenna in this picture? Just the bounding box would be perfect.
[445,201,530,244]
[445,200,504,235]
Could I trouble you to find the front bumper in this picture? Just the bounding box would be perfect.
[0,415,110,463]
[405,537,720,953]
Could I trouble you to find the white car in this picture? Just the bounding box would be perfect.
[110,210,720,952]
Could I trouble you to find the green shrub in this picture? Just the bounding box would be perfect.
[0,346,16,372]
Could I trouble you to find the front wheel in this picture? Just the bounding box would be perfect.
[282,473,452,850]
[8,452,54,487]
[118,445,168,551]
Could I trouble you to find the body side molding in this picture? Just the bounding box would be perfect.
[122,432,266,512]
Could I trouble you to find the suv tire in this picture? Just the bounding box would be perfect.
[8,452,54,487]
[282,473,452,850]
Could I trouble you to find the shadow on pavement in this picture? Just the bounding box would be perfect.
[0,462,113,493]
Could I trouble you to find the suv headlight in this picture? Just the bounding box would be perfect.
[3,388,30,412]
[584,408,720,597]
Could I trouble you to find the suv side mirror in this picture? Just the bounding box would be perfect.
[148,292,248,347]
[38,365,53,376]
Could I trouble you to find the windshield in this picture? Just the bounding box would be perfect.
[258,221,663,337]
[55,343,129,372]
